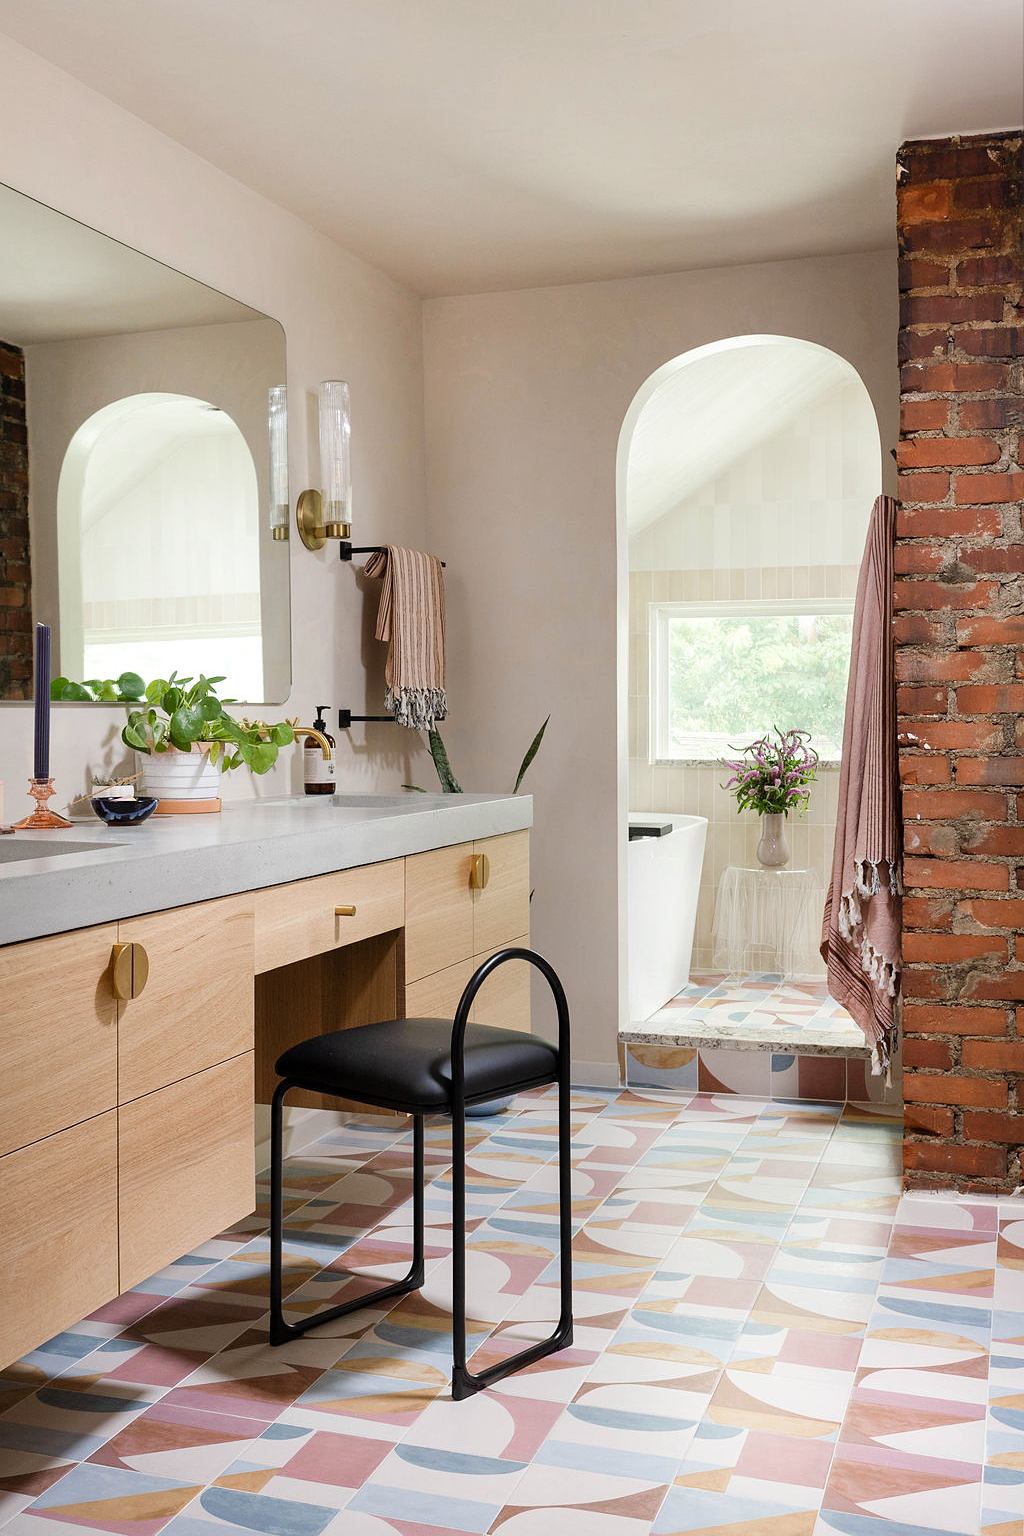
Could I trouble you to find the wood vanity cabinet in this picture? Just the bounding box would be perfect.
[0,827,529,1368]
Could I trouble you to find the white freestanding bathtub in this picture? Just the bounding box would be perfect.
[627,813,708,1023]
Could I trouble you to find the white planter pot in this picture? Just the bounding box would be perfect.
[138,746,222,810]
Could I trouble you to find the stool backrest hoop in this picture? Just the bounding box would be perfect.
[449,946,569,1102]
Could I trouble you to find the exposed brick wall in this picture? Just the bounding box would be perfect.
[896,130,1024,1193]
[0,341,30,700]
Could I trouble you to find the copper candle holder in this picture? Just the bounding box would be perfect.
[13,777,73,830]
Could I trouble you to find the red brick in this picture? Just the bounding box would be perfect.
[902,1003,1008,1035]
[963,1040,1024,1071]
[955,176,1021,212]
[904,857,1008,890]
[903,932,1006,962]
[898,436,1001,469]
[901,968,946,999]
[963,973,1024,1001]
[896,652,990,683]
[904,1072,1008,1107]
[964,897,1024,927]
[904,1103,955,1136]
[957,327,1024,359]
[903,895,955,928]
[894,614,947,646]
[959,546,1024,575]
[894,580,997,612]
[901,361,955,393]
[903,1038,954,1069]
[894,543,949,577]
[899,755,951,786]
[955,472,1024,505]
[904,1142,1007,1177]
[957,616,1024,645]
[905,294,1006,324]
[899,184,953,222]
[957,255,1024,286]
[962,1110,1024,1143]
[899,257,951,291]
[963,824,1024,856]
[956,758,1024,787]
[898,472,952,504]
[958,684,1024,713]
[960,397,1024,430]
[900,329,950,363]
[900,399,951,432]
[951,362,1011,391]
[902,219,993,253]
[905,821,958,858]
[1017,937,1024,963]
[903,788,1007,820]
[897,686,948,715]
[903,719,1003,751]
[902,143,1006,180]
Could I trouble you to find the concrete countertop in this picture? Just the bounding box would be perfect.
[0,792,532,945]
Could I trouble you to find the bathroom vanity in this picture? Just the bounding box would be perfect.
[0,793,531,1367]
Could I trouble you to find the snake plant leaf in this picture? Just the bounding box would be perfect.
[427,729,463,793]
[513,716,549,794]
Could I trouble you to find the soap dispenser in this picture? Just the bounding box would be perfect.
[303,705,336,796]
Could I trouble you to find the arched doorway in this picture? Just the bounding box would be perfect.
[617,335,882,1053]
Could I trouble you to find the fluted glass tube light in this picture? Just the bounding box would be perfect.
[268,385,289,540]
[296,379,352,551]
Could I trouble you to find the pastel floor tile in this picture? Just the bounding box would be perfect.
[8,1460,203,1536]
[655,1481,818,1534]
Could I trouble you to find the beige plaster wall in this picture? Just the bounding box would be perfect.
[422,250,899,1074]
[0,32,431,808]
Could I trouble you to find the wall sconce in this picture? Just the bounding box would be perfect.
[268,385,289,541]
[297,380,352,551]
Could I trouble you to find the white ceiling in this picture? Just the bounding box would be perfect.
[626,338,861,535]
[0,0,1020,298]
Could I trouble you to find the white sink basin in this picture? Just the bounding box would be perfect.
[0,837,118,863]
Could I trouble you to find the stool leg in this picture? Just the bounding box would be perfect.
[269,1088,427,1346]
[451,1067,574,1400]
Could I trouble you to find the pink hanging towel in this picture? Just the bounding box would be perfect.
[821,494,901,1077]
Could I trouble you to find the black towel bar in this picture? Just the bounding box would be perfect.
[339,541,445,567]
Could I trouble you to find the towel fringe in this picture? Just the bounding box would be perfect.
[384,684,448,731]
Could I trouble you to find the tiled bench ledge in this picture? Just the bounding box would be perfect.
[620,1036,895,1105]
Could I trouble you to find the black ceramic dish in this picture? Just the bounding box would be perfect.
[91,795,158,826]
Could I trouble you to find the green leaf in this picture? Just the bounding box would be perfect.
[269,722,294,746]
[161,687,185,714]
[116,671,146,701]
[427,729,462,793]
[59,681,94,702]
[122,722,150,752]
[241,740,277,774]
[95,679,120,701]
[50,677,73,700]
[168,705,203,750]
[145,677,168,704]
[513,715,549,794]
[197,696,223,722]
[402,783,427,792]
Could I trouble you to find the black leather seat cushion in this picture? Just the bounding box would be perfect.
[275,1018,559,1114]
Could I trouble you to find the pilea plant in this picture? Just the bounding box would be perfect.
[51,671,294,774]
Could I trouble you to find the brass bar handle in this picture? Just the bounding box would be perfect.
[469,853,490,891]
[110,941,150,1000]
[335,905,357,917]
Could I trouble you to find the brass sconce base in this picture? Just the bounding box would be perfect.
[296,490,351,551]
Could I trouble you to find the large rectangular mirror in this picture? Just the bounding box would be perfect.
[0,181,290,705]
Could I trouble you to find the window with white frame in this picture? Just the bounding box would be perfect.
[650,599,853,763]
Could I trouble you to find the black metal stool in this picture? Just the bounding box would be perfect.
[268,946,573,1400]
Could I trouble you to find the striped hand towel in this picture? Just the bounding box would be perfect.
[821,494,902,1078]
[363,545,448,730]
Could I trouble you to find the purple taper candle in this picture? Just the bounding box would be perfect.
[33,622,50,781]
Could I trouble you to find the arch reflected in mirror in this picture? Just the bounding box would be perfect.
[57,392,264,700]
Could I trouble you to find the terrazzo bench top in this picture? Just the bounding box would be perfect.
[0,792,532,945]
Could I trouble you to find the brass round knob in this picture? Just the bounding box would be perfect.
[110,941,150,1000]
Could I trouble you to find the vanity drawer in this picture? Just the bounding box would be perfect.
[117,895,255,1103]
[0,924,117,1158]
[0,1111,118,1369]
[403,936,532,1034]
[118,1053,254,1290]
[254,859,405,974]
[404,844,475,983]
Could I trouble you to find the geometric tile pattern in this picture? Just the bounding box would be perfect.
[0,1087,1016,1535]
[625,974,902,1109]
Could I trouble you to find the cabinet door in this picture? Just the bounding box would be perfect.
[404,844,474,983]
[0,925,117,1158]
[472,831,530,954]
[0,1112,117,1369]
[117,895,255,1104]
[254,860,404,974]
[118,1054,254,1290]
[403,938,531,1033]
